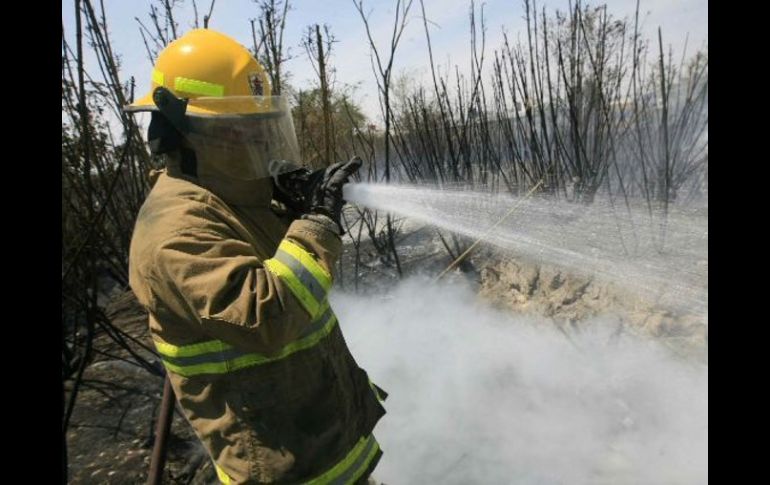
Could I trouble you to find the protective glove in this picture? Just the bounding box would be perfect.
[309,157,363,234]
[271,164,325,215]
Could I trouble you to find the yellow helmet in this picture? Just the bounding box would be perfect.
[125,28,301,181]
[126,28,272,115]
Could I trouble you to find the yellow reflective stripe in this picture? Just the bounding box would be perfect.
[174,76,225,97]
[349,437,381,484]
[159,310,338,377]
[302,435,380,485]
[152,69,164,86]
[161,358,227,377]
[153,338,232,358]
[368,378,384,402]
[151,299,332,360]
[264,239,333,319]
[251,308,335,362]
[229,313,337,370]
[264,257,321,317]
[279,240,332,291]
[214,463,231,485]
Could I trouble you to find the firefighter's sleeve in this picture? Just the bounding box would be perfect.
[151,217,342,356]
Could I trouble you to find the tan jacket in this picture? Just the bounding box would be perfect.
[129,166,386,484]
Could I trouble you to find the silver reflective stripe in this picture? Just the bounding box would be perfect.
[273,249,328,304]
[330,436,378,485]
[299,306,334,339]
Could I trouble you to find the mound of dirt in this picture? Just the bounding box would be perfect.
[474,252,707,362]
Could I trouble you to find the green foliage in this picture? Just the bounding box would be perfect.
[292,88,368,168]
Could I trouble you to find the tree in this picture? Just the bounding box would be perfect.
[293,88,368,167]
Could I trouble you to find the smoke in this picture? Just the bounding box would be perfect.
[331,278,708,484]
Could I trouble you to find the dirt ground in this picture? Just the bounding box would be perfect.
[65,290,218,484]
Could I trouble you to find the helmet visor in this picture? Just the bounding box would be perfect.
[182,96,301,180]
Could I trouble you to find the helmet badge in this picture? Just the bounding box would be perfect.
[249,73,264,96]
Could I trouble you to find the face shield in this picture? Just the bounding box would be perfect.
[144,87,302,180]
[185,97,301,180]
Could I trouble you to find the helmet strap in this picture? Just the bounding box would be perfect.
[179,146,198,177]
[148,111,182,155]
[149,87,198,177]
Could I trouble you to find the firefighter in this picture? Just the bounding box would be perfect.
[125,28,386,484]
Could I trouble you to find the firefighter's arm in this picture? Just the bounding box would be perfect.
[151,217,341,356]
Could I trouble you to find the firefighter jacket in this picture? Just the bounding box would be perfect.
[128,163,387,484]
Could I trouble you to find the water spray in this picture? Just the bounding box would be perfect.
[343,180,707,319]
[435,180,544,280]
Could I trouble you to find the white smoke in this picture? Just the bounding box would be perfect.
[331,278,708,484]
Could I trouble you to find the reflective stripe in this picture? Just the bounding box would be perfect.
[174,76,225,97]
[162,346,250,368]
[154,304,337,377]
[264,257,322,317]
[264,239,333,318]
[152,69,164,86]
[368,378,385,402]
[153,338,232,358]
[278,240,332,291]
[302,435,380,485]
[273,249,328,306]
[161,306,334,369]
[331,437,380,485]
[300,306,333,338]
[214,463,231,485]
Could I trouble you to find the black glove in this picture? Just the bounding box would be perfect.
[272,165,326,215]
[309,157,363,233]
